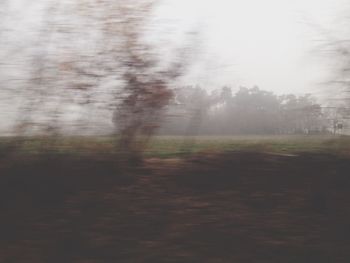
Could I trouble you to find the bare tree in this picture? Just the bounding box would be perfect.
[74,0,194,157]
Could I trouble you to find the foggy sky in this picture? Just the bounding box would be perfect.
[2,0,349,95]
[154,0,349,95]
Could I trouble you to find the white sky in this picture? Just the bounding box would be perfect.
[154,0,349,95]
[1,0,350,96]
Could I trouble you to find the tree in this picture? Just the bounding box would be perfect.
[1,0,195,158]
[70,0,196,158]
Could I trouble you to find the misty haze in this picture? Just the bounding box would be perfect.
[1,0,350,262]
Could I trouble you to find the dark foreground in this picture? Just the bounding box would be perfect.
[1,151,350,262]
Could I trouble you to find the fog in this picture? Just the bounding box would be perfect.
[1,0,350,136]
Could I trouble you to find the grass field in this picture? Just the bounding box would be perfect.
[146,135,350,158]
[1,134,349,158]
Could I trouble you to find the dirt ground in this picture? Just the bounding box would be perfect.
[1,151,350,262]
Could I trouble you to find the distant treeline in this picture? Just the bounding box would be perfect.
[158,86,333,135]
